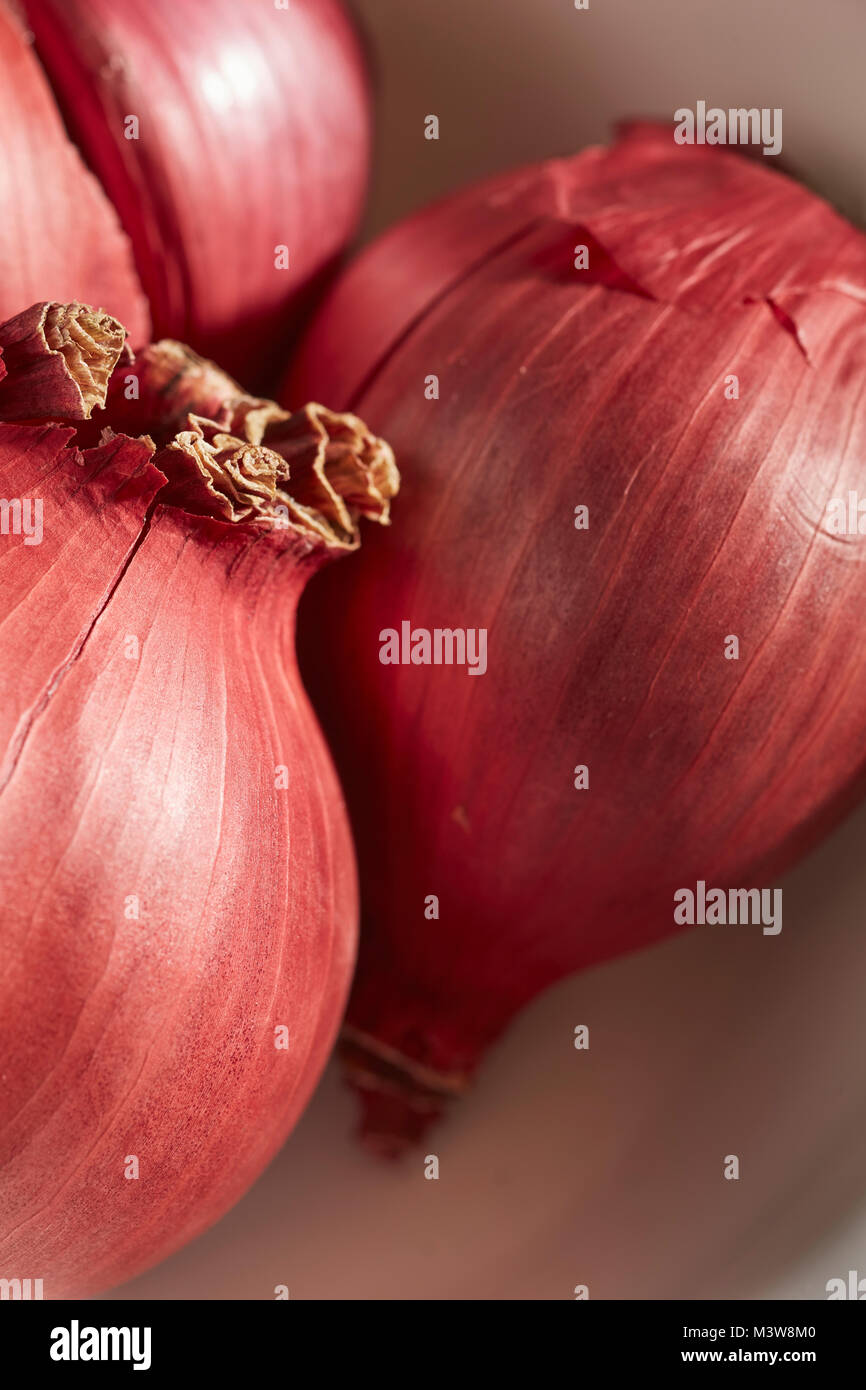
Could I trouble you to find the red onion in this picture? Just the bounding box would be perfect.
[286,125,866,1151]
[7,0,370,381]
[0,302,397,1294]
[0,3,148,343]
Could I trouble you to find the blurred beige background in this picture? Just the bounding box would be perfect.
[110,0,866,1300]
[355,0,866,238]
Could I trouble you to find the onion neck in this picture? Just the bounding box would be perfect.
[340,1026,467,1159]
[0,304,399,568]
[338,941,528,1156]
[102,340,398,555]
[0,301,129,421]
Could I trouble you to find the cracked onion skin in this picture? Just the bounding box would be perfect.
[286,125,866,1151]
[12,0,371,383]
[0,305,397,1294]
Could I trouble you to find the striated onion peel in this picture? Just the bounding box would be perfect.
[6,0,371,383]
[287,125,866,1151]
[0,301,397,1294]
[0,2,148,343]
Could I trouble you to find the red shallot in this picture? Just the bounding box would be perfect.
[0,301,398,1292]
[287,125,866,1150]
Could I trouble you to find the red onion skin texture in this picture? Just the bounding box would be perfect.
[0,321,396,1294]
[0,3,148,342]
[12,0,370,381]
[287,127,866,1143]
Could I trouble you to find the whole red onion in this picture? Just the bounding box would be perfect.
[287,125,866,1150]
[3,0,370,381]
[0,302,397,1294]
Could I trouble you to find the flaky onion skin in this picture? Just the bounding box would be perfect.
[21,0,371,383]
[287,126,866,1150]
[0,312,396,1295]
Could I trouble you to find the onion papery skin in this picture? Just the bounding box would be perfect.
[0,312,396,1294]
[0,3,148,342]
[20,0,371,384]
[286,126,866,1150]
